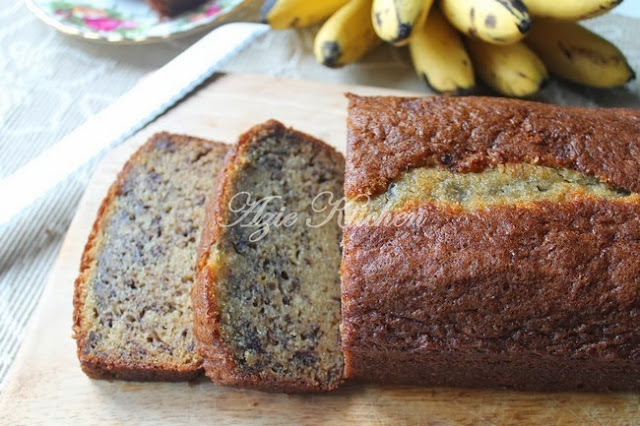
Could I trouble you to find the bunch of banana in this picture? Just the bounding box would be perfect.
[440,0,531,45]
[522,0,623,21]
[466,37,548,97]
[526,19,635,88]
[409,7,475,94]
[260,0,635,98]
[260,0,349,29]
[371,0,434,46]
[313,0,380,68]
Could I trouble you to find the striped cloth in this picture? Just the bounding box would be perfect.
[0,174,89,385]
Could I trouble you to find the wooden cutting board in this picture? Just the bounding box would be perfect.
[1,73,638,425]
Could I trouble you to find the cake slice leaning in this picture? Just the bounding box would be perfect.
[73,132,228,381]
[193,120,345,392]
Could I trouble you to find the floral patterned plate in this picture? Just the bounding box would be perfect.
[25,0,246,43]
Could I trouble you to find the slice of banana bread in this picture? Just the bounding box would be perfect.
[193,120,345,392]
[73,132,228,381]
[342,94,640,391]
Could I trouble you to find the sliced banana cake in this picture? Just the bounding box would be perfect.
[193,120,345,392]
[73,132,228,380]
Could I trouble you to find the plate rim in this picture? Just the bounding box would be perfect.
[24,0,244,44]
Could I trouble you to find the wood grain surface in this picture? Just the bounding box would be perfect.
[1,74,638,425]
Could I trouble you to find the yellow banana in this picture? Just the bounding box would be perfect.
[314,0,380,68]
[522,0,623,21]
[409,8,475,94]
[526,20,634,88]
[441,0,531,45]
[466,37,548,97]
[260,0,349,29]
[371,0,434,46]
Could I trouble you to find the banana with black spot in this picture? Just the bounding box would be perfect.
[466,36,548,97]
[526,20,635,88]
[371,0,434,46]
[409,7,475,94]
[441,0,531,45]
[260,0,350,29]
[314,0,380,68]
[522,0,623,21]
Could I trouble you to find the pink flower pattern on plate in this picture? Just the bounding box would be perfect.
[205,5,221,16]
[83,17,122,31]
[54,8,72,18]
[38,0,241,40]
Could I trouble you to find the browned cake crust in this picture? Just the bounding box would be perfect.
[193,120,345,392]
[193,123,267,389]
[345,94,640,198]
[342,95,640,391]
[73,132,228,381]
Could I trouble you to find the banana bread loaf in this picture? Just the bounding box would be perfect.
[342,94,640,391]
[193,120,345,392]
[73,132,228,381]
